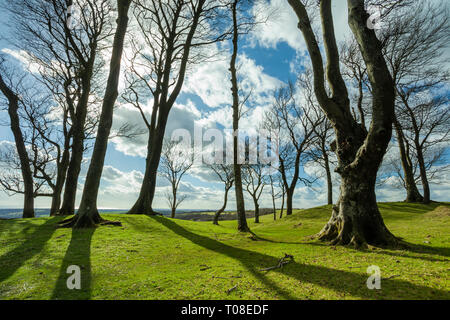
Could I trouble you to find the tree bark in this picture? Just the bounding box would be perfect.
[59,0,131,228]
[127,1,205,216]
[286,188,293,216]
[253,197,260,223]
[213,185,231,225]
[50,148,70,216]
[415,145,430,204]
[0,74,34,218]
[59,67,95,216]
[324,151,333,205]
[288,0,398,247]
[279,190,285,219]
[127,116,167,214]
[171,187,177,218]
[393,117,423,202]
[230,0,249,232]
[271,182,277,221]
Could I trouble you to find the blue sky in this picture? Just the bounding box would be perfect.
[0,0,449,210]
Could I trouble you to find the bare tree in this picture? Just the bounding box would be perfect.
[59,0,132,228]
[242,163,266,223]
[0,54,77,216]
[267,173,284,220]
[264,81,318,216]
[288,0,398,247]
[159,139,193,218]
[123,0,229,216]
[379,1,450,203]
[0,58,34,218]
[5,0,115,215]
[398,93,450,203]
[208,163,234,225]
[299,69,335,205]
[228,0,270,231]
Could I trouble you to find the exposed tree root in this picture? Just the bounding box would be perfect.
[316,204,399,249]
[57,211,122,229]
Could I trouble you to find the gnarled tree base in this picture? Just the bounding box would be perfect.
[57,210,122,229]
[316,202,398,249]
[404,189,423,203]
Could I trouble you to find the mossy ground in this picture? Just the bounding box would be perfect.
[0,202,449,300]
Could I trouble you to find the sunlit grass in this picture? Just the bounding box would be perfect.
[0,202,448,300]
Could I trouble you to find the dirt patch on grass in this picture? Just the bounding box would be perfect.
[425,206,450,218]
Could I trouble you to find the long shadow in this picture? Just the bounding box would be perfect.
[0,218,59,283]
[151,216,450,299]
[306,240,450,261]
[50,228,95,300]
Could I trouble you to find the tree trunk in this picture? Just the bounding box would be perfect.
[317,163,397,247]
[253,197,260,223]
[286,188,293,216]
[59,69,95,216]
[324,152,333,205]
[288,0,398,247]
[280,191,285,219]
[213,185,230,225]
[393,118,423,202]
[171,190,176,218]
[127,115,167,215]
[415,145,430,204]
[230,0,249,232]
[0,74,34,218]
[59,0,131,228]
[272,195,276,221]
[50,147,70,216]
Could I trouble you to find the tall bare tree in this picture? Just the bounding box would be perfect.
[288,0,398,247]
[299,69,335,205]
[6,0,115,216]
[208,163,234,225]
[124,0,228,215]
[59,0,132,228]
[0,58,34,218]
[159,139,193,218]
[265,81,318,216]
[379,1,449,203]
[242,163,266,223]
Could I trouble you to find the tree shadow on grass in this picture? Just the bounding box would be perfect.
[0,218,59,283]
[50,228,95,300]
[151,216,450,300]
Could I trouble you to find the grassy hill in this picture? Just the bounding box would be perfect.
[0,202,449,300]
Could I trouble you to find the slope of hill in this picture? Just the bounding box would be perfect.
[0,202,448,300]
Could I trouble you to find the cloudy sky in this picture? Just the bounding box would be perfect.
[0,0,448,210]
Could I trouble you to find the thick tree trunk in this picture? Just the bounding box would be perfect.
[213,186,230,225]
[0,74,34,218]
[230,0,249,232]
[59,70,95,216]
[253,197,260,223]
[393,118,423,202]
[288,0,399,247]
[127,118,167,215]
[318,165,397,247]
[59,0,131,229]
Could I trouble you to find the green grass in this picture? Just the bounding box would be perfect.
[0,202,449,300]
